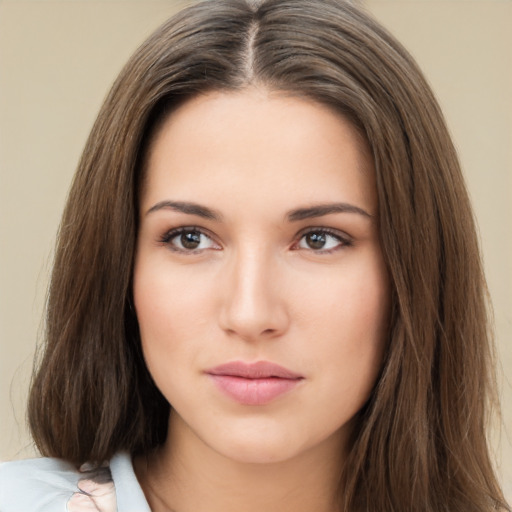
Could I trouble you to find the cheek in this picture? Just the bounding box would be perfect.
[298,253,389,397]
[132,258,213,380]
[132,266,209,413]
[337,258,389,363]
[134,257,211,332]
[345,262,389,391]
[300,252,389,341]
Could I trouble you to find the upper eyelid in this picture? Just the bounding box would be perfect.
[162,226,214,239]
[159,225,352,248]
[296,226,352,241]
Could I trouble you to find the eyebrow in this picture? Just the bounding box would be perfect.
[145,200,372,223]
[145,200,222,221]
[286,203,373,222]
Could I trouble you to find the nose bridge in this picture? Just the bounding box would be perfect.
[220,243,288,339]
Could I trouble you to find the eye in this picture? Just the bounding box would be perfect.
[161,228,219,252]
[296,229,351,252]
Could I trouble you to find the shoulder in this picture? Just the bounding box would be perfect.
[0,455,118,512]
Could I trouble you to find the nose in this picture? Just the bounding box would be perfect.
[218,248,290,341]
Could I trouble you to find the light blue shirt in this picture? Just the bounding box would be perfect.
[0,452,150,512]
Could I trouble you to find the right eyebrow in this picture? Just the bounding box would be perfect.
[145,200,223,221]
[286,202,373,222]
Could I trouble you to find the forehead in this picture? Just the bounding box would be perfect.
[140,88,376,216]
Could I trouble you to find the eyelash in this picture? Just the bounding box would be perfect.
[158,226,353,254]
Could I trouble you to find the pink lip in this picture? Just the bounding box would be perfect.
[206,361,304,405]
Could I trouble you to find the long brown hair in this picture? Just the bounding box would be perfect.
[28,0,509,510]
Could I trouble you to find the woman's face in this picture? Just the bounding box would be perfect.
[134,88,389,464]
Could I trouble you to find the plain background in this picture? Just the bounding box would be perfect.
[0,0,510,501]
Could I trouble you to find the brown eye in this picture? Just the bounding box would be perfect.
[163,228,218,252]
[304,232,327,250]
[297,230,348,252]
[180,231,202,249]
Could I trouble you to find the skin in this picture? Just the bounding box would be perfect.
[133,87,390,512]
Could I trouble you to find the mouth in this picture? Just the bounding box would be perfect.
[205,361,304,406]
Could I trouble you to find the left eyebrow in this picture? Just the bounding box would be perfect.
[286,203,373,222]
[145,200,222,221]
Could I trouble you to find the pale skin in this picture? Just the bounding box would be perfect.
[133,87,390,512]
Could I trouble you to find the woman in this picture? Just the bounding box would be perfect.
[0,0,509,510]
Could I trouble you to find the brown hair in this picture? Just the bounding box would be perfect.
[28,0,509,510]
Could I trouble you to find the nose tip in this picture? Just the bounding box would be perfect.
[218,255,289,341]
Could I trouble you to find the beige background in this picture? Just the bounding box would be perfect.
[0,0,510,500]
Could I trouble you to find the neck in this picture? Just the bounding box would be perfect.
[135,412,346,512]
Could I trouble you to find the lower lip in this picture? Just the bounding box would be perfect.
[208,375,302,405]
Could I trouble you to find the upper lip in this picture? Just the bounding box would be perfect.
[206,361,303,380]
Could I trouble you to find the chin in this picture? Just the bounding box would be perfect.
[217,438,302,465]
[203,422,331,466]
